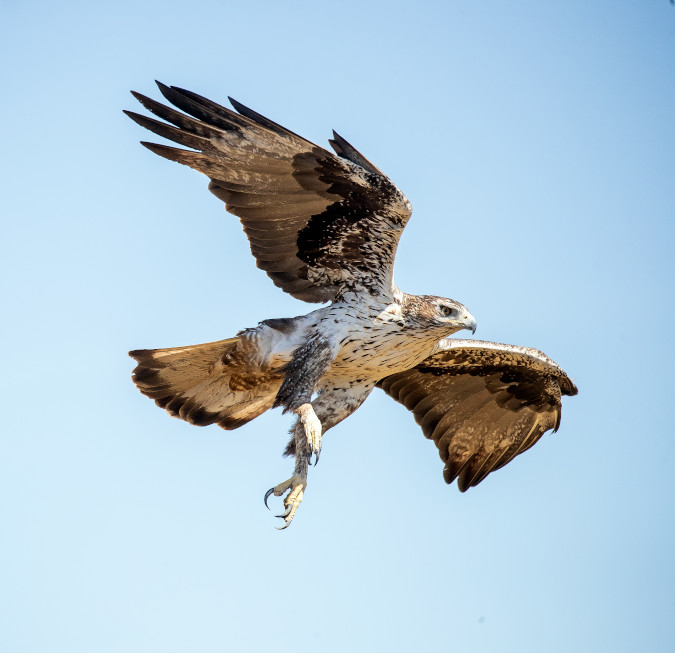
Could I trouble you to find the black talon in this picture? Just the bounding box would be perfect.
[314,448,321,466]
[264,488,275,510]
[276,505,292,519]
[276,521,291,530]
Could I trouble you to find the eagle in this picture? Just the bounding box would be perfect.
[126,82,578,528]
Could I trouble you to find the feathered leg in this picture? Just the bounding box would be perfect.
[266,382,376,529]
[273,337,335,463]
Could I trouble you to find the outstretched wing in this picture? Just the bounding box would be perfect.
[377,339,578,491]
[125,82,412,303]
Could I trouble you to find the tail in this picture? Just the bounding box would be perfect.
[130,337,281,430]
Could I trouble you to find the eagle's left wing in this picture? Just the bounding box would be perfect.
[125,82,412,303]
[377,339,578,491]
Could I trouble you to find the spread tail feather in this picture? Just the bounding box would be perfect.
[130,337,281,429]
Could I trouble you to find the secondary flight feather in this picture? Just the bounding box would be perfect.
[127,82,577,528]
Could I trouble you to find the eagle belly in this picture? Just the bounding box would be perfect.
[246,301,436,391]
[317,302,440,385]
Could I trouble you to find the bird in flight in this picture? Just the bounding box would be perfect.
[126,82,578,528]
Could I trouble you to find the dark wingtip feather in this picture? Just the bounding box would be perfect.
[150,83,251,133]
[124,110,208,151]
[228,96,312,144]
[155,80,181,105]
[139,140,182,159]
[328,130,384,176]
[130,90,149,104]
[227,96,246,113]
[137,141,204,171]
[227,97,264,122]
[443,464,457,486]
[123,109,147,126]
[228,96,274,127]
[130,90,164,115]
[140,140,165,154]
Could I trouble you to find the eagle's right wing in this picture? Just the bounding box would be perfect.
[125,82,412,303]
[377,339,578,491]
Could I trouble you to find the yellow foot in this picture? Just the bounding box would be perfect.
[298,403,322,464]
[264,475,306,529]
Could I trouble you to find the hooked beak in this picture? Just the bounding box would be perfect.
[461,311,477,335]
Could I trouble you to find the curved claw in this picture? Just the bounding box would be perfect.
[314,447,321,466]
[275,505,293,519]
[264,487,275,510]
[275,520,291,530]
[264,475,305,530]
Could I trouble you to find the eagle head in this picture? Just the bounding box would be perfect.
[403,294,477,336]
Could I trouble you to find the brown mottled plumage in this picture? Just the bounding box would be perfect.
[377,339,577,491]
[127,82,577,528]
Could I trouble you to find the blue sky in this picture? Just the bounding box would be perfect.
[1,1,674,651]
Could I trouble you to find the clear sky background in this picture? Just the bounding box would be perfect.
[1,1,674,652]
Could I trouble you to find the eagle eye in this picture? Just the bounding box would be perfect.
[439,305,453,317]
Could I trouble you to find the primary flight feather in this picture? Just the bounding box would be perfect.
[127,82,577,528]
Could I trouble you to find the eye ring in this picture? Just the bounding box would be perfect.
[439,305,453,317]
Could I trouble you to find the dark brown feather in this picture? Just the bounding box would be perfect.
[329,130,385,176]
[127,82,412,303]
[377,339,577,491]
